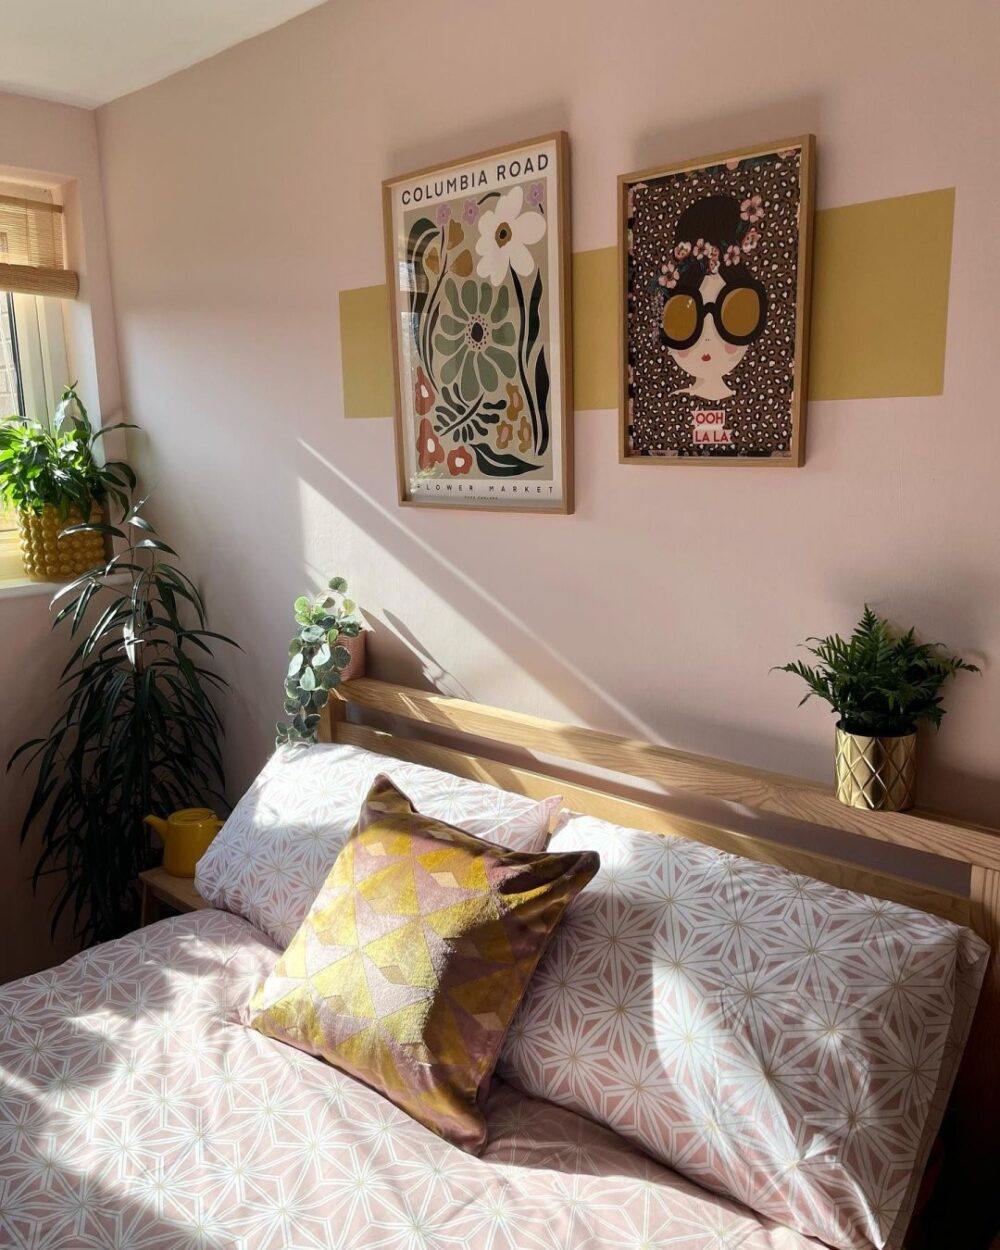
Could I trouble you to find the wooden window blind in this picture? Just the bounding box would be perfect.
[0,194,79,299]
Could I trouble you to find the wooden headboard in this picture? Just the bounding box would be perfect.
[320,678,999,1247]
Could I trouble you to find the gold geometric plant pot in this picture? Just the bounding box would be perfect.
[18,503,106,582]
[834,725,916,812]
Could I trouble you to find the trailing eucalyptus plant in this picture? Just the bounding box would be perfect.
[8,493,239,944]
[775,605,978,736]
[0,384,135,518]
[276,577,361,747]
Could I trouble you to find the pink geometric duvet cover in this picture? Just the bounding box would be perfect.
[0,909,821,1250]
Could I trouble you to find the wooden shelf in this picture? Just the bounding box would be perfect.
[139,867,209,925]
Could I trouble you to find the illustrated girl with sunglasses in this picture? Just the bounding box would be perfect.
[658,194,768,403]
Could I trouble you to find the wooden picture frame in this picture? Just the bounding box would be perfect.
[618,134,815,466]
[382,132,573,512]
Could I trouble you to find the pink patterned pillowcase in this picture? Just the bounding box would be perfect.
[196,743,562,947]
[499,813,988,1250]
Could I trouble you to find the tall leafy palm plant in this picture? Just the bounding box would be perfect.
[9,495,239,944]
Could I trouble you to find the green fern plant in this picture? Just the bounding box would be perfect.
[775,606,979,735]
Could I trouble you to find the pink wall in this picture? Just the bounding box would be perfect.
[0,89,123,980]
[95,1,1000,872]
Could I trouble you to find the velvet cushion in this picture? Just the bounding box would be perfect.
[248,775,599,1152]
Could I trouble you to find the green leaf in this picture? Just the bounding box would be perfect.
[134,537,178,556]
[90,421,140,444]
[299,666,317,691]
[287,652,304,677]
[526,270,543,354]
[469,443,537,477]
[61,521,126,539]
[533,346,550,454]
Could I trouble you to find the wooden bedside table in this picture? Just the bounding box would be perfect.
[139,867,211,926]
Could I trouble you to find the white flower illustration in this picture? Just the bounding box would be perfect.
[475,186,547,286]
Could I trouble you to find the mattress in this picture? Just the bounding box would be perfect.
[0,909,821,1249]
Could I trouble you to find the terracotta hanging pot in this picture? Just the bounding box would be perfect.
[335,630,366,681]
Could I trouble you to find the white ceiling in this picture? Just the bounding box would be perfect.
[0,0,328,109]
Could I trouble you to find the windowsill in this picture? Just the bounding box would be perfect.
[0,530,125,600]
[0,528,29,590]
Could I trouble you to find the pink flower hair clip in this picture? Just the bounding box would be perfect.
[666,206,764,286]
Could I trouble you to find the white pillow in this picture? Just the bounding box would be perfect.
[500,812,988,1250]
[196,743,562,947]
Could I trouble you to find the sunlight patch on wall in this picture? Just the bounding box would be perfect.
[295,438,667,742]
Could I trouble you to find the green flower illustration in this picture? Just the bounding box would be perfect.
[434,280,517,401]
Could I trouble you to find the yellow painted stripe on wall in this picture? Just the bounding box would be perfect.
[807,188,953,400]
[339,285,394,419]
[340,187,954,417]
[570,246,620,414]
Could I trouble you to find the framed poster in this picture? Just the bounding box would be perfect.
[619,134,815,465]
[383,132,572,512]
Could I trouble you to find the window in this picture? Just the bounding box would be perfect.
[0,181,75,578]
[0,292,24,414]
[0,289,71,535]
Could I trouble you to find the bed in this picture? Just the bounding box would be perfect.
[1,677,997,1249]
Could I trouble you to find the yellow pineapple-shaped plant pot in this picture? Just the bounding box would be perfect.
[18,502,106,581]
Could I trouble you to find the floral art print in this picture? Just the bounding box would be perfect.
[620,136,814,464]
[384,134,572,510]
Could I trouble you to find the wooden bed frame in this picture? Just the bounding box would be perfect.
[319,678,999,1247]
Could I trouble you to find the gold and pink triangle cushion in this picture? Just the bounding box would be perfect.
[248,775,598,1151]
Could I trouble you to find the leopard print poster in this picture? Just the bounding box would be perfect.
[623,141,811,461]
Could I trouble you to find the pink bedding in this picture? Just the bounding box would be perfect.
[0,909,822,1249]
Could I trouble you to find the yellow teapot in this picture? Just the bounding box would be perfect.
[144,808,224,877]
